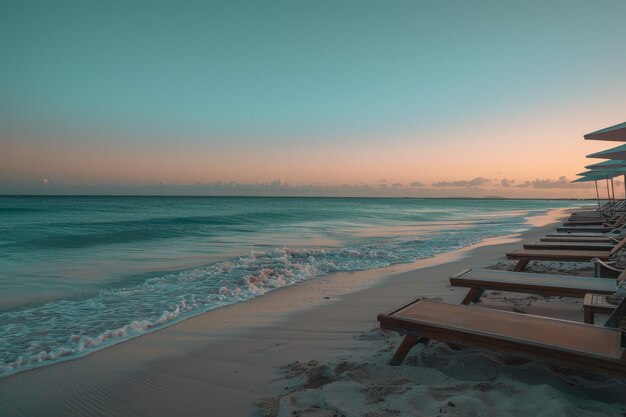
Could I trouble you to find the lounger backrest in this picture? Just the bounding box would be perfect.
[604,294,626,329]
[610,213,626,226]
[613,224,626,233]
[609,236,626,256]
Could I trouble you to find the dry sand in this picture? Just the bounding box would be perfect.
[1,208,625,416]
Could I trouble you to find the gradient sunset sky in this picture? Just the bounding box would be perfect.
[2,0,626,197]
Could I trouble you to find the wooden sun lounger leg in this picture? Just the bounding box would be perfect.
[461,288,485,305]
[389,335,428,366]
[512,259,530,272]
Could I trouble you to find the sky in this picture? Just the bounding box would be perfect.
[2,0,626,197]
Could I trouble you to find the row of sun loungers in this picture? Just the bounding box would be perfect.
[378,204,626,376]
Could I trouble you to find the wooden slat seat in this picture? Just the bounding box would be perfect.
[523,241,615,251]
[506,249,611,271]
[557,226,615,233]
[567,220,608,224]
[378,299,626,375]
[540,236,612,243]
[450,268,617,304]
[546,232,615,238]
[508,236,626,271]
[563,213,626,227]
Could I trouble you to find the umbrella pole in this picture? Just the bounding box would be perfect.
[595,180,600,208]
[611,178,615,201]
[624,174,626,200]
[611,178,615,216]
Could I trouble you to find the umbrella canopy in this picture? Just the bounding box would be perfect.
[587,143,626,160]
[576,170,622,177]
[571,175,612,183]
[578,166,626,175]
[584,121,626,141]
[585,159,626,169]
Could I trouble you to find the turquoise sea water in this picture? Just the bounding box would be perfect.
[0,196,579,377]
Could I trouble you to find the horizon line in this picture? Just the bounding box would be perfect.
[0,194,593,201]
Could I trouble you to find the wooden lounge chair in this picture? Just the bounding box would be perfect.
[569,214,605,219]
[570,211,613,218]
[506,249,612,272]
[563,213,626,227]
[563,220,613,226]
[377,297,626,375]
[563,216,613,225]
[523,241,615,251]
[557,226,616,233]
[450,268,619,305]
[570,210,606,217]
[548,224,626,238]
[540,236,613,243]
[563,221,609,226]
[556,212,626,231]
[507,237,626,272]
[546,232,621,238]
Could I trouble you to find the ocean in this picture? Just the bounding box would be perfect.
[0,196,579,377]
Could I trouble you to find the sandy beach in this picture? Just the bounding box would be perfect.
[1,207,624,417]
[6,2,626,415]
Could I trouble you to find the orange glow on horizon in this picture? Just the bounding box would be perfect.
[3,102,626,198]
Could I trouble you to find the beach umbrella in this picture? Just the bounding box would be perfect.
[582,158,626,199]
[585,159,626,170]
[586,143,626,160]
[576,168,625,201]
[584,123,626,199]
[571,174,616,182]
[577,170,604,176]
[578,167,626,176]
[584,121,626,141]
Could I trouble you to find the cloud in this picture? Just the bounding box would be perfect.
[4,175,597,197]
[515,181,532,188]
[375,179,389,188]
[432,177,492,187]
[269,178,285,187]
[530,176,594,189]
[530,176,573,189]
[508,176,594,189]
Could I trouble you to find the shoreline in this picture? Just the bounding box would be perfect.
[4,206,620,416]
[0,207,572,379]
